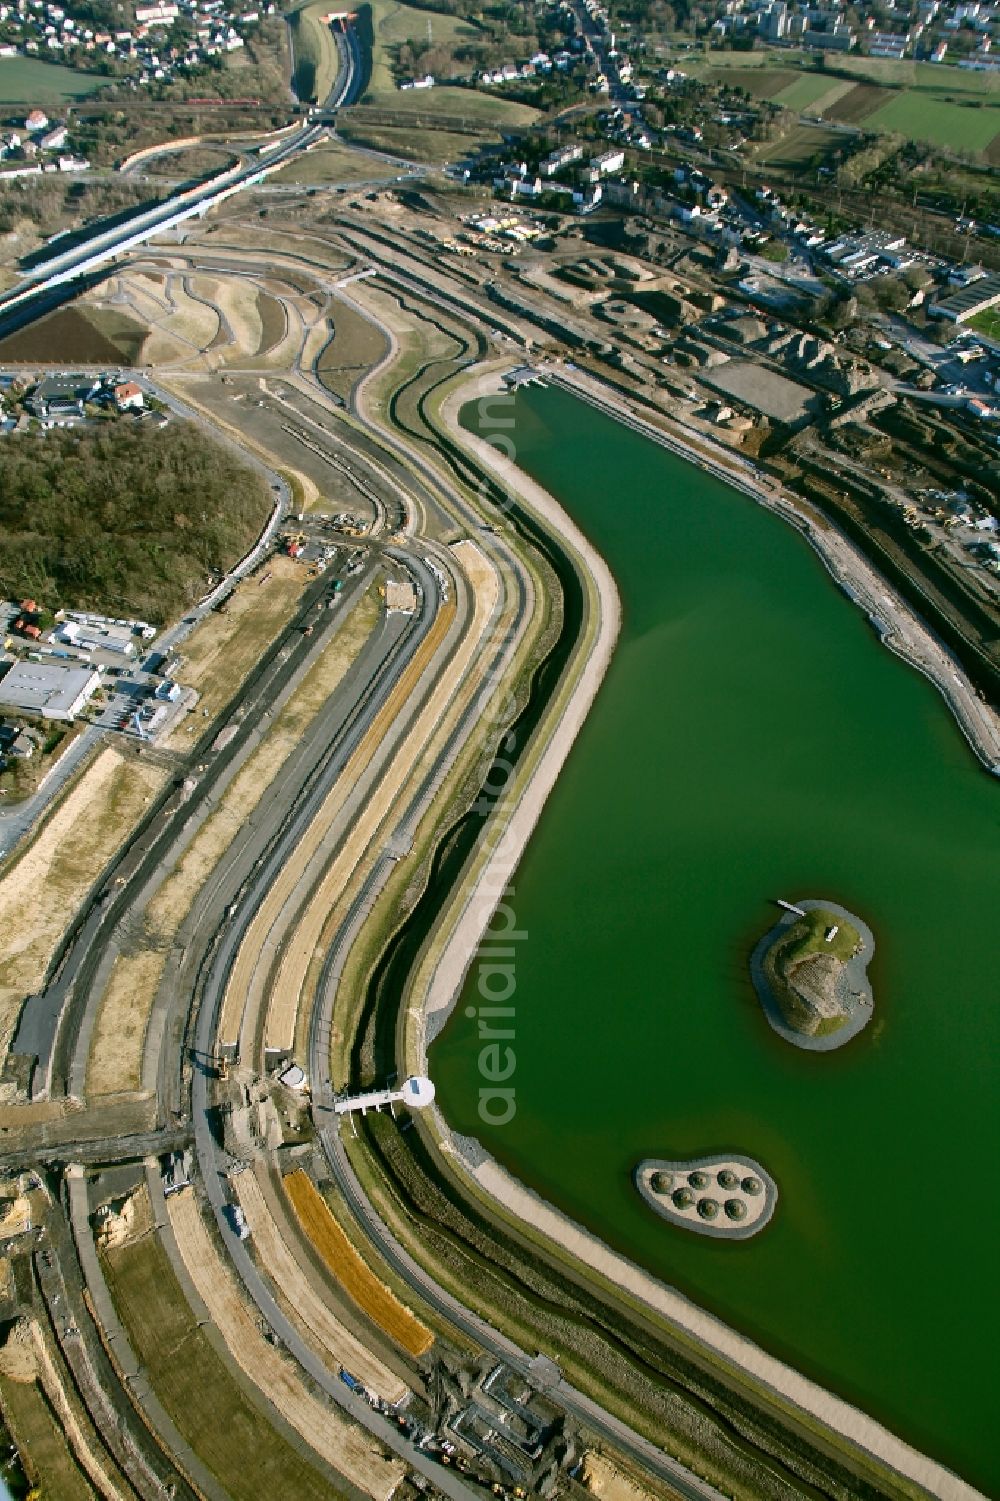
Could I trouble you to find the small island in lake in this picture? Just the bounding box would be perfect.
[636,1156,777,1240]
[750,899,875,1052]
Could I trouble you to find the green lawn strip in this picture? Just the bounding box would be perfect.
[101,1230,343,1501]
[0,1369,97,1500]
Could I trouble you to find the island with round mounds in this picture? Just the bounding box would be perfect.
[750,899,875,1053]
[635,1156,777,1240]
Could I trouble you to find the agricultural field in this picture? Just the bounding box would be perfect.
[823,81,892,123]
[865,90,1000,154]
[753,122,843,169]
[773,74,855,115]
[697,52,1000,156]
[0,306,147,365]
[0,56,106,103]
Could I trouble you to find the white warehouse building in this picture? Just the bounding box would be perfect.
[0,661,101,720]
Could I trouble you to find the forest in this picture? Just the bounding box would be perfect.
[0,419,274,623]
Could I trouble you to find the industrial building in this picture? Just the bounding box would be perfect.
[931,274,1000,323]
[0,661,101,720]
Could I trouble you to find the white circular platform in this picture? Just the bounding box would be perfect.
[401,1074,435,1109]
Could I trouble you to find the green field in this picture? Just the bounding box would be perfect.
[338,119,505,162]
[0,1371,96,1500]
[772,73,853,113]
[102,1226,337,1501]
[271,139,401,183]
[695,51,1000,154]
[865,90,1000,153]
[968,305,1000,342]
[833,54,1000,91]
[0,56,107,103]
[361,84,537,123]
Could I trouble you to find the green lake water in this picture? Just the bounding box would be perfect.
[432,384,1000,1493]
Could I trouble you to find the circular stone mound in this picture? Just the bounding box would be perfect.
[697,1198,720,1221]
[672,1187,695,1210]
[725,1198,748,1222]
[651,1171,673,1194]
[742,1175,762,1196]
[717,1169,738,1190]
[688,1170,710,1190]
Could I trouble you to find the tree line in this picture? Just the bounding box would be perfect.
[0,420,274,624]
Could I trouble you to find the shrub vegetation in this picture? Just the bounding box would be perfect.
[0,420,272,623]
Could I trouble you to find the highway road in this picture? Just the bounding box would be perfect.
[0,118,327,336]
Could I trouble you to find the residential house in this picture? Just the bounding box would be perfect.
[114,381,144,411]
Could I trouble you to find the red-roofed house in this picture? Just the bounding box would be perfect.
[114,381,144,412]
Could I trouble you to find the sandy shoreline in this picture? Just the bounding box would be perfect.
[411,362,986,1501]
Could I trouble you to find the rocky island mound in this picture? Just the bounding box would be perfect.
[750,899,875,1052]
[636,1156,777,1240]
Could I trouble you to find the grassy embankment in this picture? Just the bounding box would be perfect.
[287,0,342,104]
[334,0,538,163]
[0,1367,96,1500]
[284,1169,433,1357]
